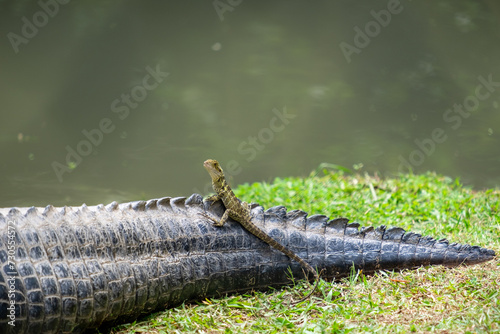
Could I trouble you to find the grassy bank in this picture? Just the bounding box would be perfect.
[111,171,499,333]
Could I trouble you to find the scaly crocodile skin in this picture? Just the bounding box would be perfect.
[0,194,495,333]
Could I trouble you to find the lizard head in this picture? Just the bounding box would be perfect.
[203,159,224,181]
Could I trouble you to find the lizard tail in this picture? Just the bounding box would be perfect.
[290,268,323,305]
[245,220,322,303]
[272,242,322,304]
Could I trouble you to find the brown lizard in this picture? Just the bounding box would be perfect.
[200,159,321,303]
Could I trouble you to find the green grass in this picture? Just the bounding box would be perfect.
[111,170,499,334]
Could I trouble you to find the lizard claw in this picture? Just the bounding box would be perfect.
[198,212,223,226]
[198,212,212,221]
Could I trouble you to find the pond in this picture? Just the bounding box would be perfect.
[1,1,499,207]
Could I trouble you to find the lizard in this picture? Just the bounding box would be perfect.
[200,159,321,304]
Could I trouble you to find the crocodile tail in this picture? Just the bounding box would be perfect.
[325,219,496,275]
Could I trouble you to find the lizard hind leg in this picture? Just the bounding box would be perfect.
[241,202,255,220]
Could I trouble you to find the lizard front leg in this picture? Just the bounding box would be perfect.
[199,193,226,225]
[205,194,220,204]
[212,210,230,227]
[199,209,230,227]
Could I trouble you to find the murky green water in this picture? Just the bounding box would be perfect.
[1,1,499,207]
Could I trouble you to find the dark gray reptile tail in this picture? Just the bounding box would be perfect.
[256,206,495,280]
[0,194,495,333]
